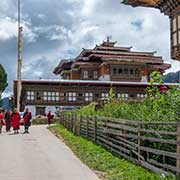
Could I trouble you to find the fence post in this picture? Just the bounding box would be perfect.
[67,114,70,130]
[70,113,72,131]
[73,114,77,134]
[86,116,89,138]
[94,116,97,142]
[137,123,141,162]
[66,114,68,129]
[176,122,180,176]
[60,114,62,125]
[79,114,82,136]
[105,118,108,139]
[73,113,76,134]
[64,114,67,128]
[63,114,65,126]
[71,113,73,132]
[63,114,66,127]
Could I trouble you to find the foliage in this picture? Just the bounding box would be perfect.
[49,125,177,180]
[0,64,8,92]
[32,116,59,125]
[146,71,163,97]
[108,86,116,102]
[77,71,180,122]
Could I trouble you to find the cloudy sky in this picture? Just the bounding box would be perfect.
[0,0,180,96]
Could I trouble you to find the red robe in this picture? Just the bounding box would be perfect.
[11,112,21,130]
[47,112,52,125]
[23,112,31,126]
[0,113,5,125]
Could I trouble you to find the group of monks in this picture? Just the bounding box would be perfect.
[0,108,32,134]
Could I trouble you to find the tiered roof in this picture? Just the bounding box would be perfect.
[53,40,171,74]
[122,0,159,7]
[122,0,179,16]
[53,59,74,75]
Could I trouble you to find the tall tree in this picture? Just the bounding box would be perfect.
[0,64,8,92]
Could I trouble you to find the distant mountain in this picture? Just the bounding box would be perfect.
[163,71,180,83]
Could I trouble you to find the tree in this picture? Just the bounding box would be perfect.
[0,64,8,92]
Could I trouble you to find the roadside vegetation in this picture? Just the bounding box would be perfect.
[77,72,180,122]
[49,72,180,179]
[0,64,8,92]
[49,125,178,180]
[32,115,59,125]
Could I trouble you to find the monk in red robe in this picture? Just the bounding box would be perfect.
[23,108,32,134]
[47,111,53,126]
[0,109,5,134]
[11,108,21,134]
[5,109,11,132]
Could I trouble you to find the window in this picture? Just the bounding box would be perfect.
[79,93,83,97]
[178,16,180,29]
[173,18,177,32]
[135,69,140,77]
[178,31,180,45]
[173,33,178,46]
[68,92,77,102]
[60,93,65,101]
[85,93,93,102]
[118,68,123,74]
[113,68,117,74]
[43,91,60,102]
[36,92,41,101]
[101,93,108,99]
[78,93,83,101]
[137,94,147,99]
[27,91,35,101]
[83,70,88,79]
[117,93,129,101]
[172,16,180,47]
[111,66,141,78]
[130,69,134,75]
[124,68,129,75]
[93,71,98,79]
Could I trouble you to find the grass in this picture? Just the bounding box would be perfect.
[49,125,178,180]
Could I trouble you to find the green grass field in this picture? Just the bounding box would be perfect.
[49,125,178,180]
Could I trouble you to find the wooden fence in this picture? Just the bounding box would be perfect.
[59,113,180,176]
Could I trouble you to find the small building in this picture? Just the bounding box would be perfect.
[14,40,172,116]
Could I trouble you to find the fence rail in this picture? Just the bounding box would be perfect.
[59,113,180,176]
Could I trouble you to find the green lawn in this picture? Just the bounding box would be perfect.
[49,125,178,180]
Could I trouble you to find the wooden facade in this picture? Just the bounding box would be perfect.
[54,40,170,82]
[13,79,177,116]
[122,0,180,61]
[14,40,172,115]
[14,80,151,108]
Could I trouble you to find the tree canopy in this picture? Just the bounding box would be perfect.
[0,64,8,92]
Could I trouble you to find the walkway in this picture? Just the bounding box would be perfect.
[0,125,100,180]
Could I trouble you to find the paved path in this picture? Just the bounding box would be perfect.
[0,125,100,180]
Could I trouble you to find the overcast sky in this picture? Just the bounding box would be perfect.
[0,0,180,97]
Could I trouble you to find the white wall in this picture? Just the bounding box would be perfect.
[25,105,59,117]
[99,75,110,81]
[141,76,148,82]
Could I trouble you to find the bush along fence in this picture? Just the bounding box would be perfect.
[59,113,180,176]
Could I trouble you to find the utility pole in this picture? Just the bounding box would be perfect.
[17,0,23,112]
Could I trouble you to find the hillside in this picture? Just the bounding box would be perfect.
[164,71,180,83]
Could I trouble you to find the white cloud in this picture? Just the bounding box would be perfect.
[0,17,17,41]
[0,0,179,95]
[37,14,47,20]
[0,17,37,42]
